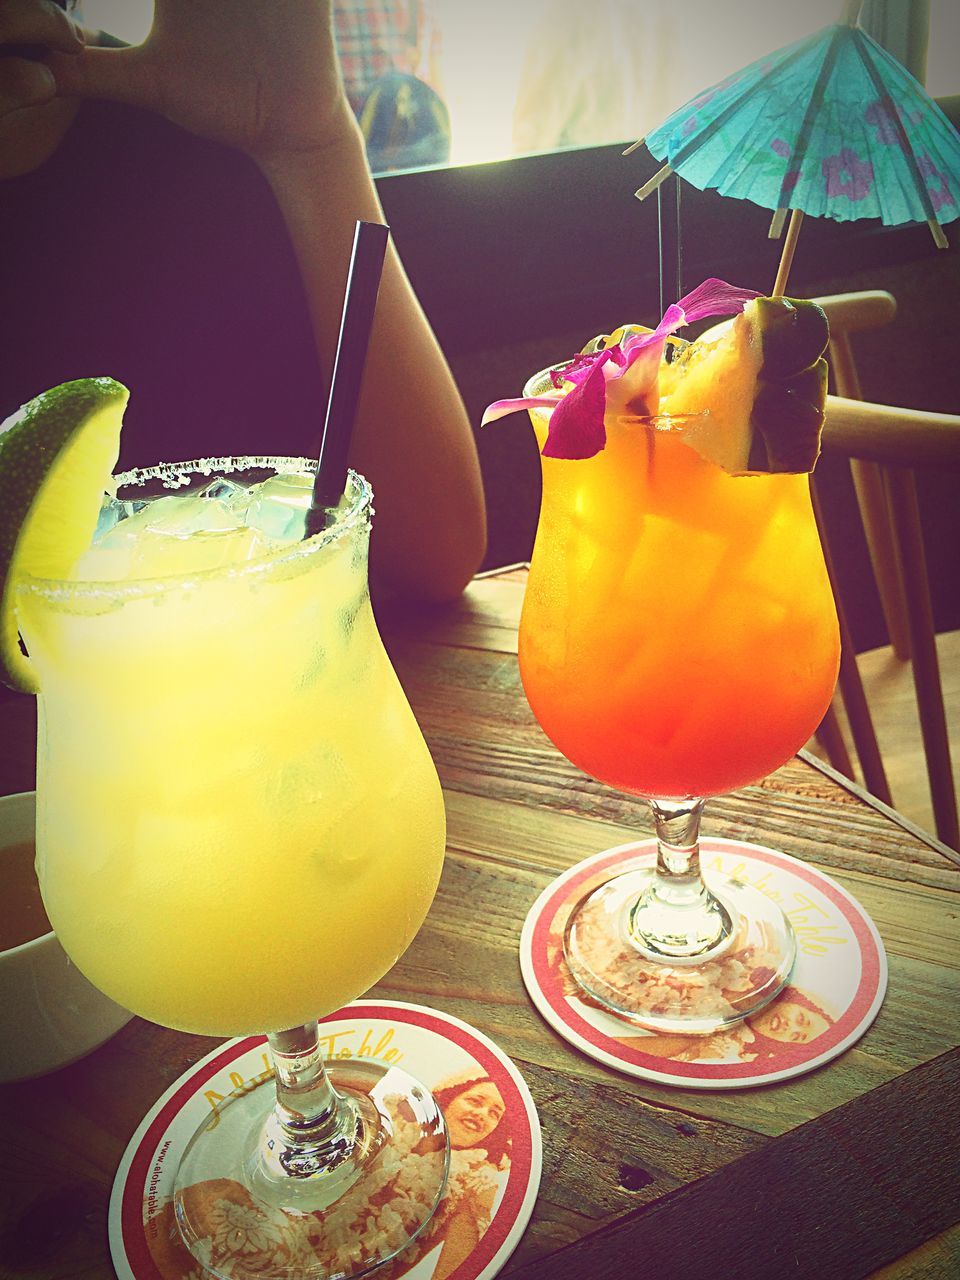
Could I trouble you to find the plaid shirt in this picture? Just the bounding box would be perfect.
[334,2,423,114]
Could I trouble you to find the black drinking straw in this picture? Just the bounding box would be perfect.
[657,175,682,320]
[306,220,390,535]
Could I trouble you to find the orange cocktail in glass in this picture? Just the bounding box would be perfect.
[488,280,841,1034]
[520,411,839,800]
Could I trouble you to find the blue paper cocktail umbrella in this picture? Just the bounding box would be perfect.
[630,0,960,293]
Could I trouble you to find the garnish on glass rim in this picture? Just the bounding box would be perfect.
[481,278,760,460]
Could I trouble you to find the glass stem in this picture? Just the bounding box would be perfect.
[650,796,708,904]
[627,797,733,958]
[260,1021,362,1180]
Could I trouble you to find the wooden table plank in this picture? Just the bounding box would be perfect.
[502,1049,960,1280]
[871,1222,960,1280]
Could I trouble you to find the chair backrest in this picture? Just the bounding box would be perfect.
[809,296,960,848]
[813,291,910,658]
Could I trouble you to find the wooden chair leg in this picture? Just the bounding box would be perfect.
[812,481,893,807]
[834,610,893,807]
[829,331,910,659]
[814,701,855,779]
[849,457,911,660]
[884,466,960,850]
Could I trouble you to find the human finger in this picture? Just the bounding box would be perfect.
[0,55,55,115]
[0,0,85,54]
[47,44,159,111]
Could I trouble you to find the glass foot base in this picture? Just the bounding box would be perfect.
[564,864,796,1035]
[174,1058,449,1279]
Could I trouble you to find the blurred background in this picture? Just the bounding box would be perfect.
[82,1,959,173]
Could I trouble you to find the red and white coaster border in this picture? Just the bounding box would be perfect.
[520,837,887,1089]
[109,1000,541,1279]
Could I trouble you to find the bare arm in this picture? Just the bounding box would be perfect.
[256,127,487,602]
[48,0,487,600]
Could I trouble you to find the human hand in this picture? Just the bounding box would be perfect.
[0,0,84,120]
[48,0,356,158]
[0,0,92,178]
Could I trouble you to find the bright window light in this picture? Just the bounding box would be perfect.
[73,1,955,171]
[80,1,152,45]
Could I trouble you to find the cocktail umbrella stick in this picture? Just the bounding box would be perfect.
[771,208,804,297]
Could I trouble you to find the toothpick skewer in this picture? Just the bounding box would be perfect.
[771,209,804,297]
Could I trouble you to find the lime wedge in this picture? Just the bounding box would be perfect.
[0,377,128,692]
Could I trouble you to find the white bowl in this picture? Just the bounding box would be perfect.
[0,791,133,1082]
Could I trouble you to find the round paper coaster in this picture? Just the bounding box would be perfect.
[109,1001,541,1279]
[520,838,887,1089]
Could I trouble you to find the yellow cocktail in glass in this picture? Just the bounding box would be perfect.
[24,464,444,1035]
[17,458,449,1278]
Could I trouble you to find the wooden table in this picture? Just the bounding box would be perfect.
[1,566,958,1279]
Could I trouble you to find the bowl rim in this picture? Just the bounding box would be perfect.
[0,790,55,956]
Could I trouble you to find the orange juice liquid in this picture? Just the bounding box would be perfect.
[519,413,840,799]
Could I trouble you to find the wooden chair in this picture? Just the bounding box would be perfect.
[811,386,960,850]
[812,291,910,658]
[807,292,900,808]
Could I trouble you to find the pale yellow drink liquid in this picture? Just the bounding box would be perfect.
[18,464,445,1036]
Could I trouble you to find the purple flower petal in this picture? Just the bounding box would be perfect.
[542,360,608,459]
[482,278,761,459]
[610,279,760,415]
[480,394,562,426]
[673,277,761,323]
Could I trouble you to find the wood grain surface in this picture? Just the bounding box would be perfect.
[1,567,958,1280]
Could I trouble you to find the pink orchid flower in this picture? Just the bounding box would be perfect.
[482,278,760,459]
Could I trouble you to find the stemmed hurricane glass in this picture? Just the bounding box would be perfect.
[517,360,840,1035]
[20,458,449,1278]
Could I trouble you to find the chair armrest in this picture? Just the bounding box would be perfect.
[820,395,960,471]
[811,290,897,332]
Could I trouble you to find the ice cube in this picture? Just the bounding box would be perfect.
[93,494,126,542]
[73,475,293,581]
[129,525,266,578]
[194,477,251,518]
[246,471,313,542]
[154,492,240,537]
[92,494,149,544]
[244,527,291,559]
[253,471,315,502]
[94,495,180,549]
